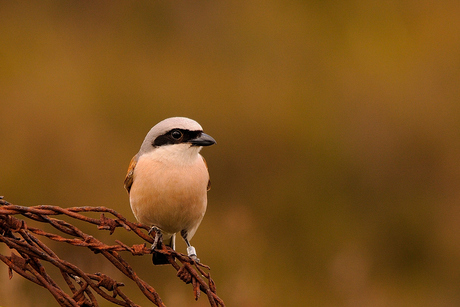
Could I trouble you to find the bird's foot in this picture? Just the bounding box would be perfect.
[148,226,163,250]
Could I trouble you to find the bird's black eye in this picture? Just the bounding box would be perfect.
[171,130,183,140]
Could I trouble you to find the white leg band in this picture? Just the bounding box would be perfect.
[187,246,197,256]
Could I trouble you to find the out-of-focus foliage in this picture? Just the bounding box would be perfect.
[1,1,460,306]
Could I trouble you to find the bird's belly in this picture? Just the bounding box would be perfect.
[129,158,208,236]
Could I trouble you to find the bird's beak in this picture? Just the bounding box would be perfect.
[190,132,216,147]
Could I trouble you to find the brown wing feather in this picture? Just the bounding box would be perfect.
[124,154,138,194]
[202,156,211,191]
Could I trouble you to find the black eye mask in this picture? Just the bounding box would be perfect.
[153,129,202,147]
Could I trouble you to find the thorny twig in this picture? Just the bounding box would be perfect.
[0,197,225,307]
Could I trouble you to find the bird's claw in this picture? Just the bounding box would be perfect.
[190,254,200,263]
[149,226,163,250]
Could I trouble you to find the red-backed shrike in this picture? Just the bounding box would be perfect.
[124,117,216,264]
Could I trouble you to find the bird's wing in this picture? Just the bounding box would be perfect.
[124,154,138,194]
[202,156,211,191]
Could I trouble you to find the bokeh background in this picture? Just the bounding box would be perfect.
[1,1,460,306]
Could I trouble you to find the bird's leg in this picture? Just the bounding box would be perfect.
[181,230,200,262]
[148,226,163,250]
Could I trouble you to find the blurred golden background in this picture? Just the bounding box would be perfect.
[1,1,460,306]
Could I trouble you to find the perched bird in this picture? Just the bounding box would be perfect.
[124,117,216,264]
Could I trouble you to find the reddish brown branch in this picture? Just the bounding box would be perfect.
[0,197,224,307]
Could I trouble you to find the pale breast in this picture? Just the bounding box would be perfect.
[129,152,209,236]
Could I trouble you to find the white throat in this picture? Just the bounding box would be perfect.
[143,144,202,166]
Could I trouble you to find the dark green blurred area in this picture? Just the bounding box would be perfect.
[1,1,460,306]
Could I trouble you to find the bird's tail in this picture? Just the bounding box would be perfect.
[152,233,175,265]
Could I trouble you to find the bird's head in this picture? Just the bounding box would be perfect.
[138,117,216,162]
